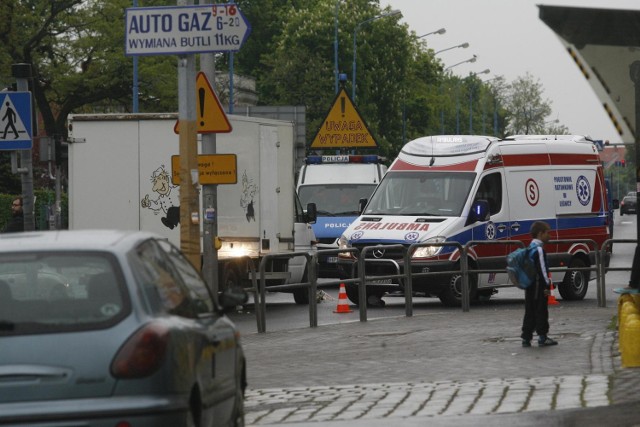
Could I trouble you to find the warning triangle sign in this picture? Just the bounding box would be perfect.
[310,88,377,149]
[174,72,232,134]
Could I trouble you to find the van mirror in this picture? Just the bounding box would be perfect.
[306,202,317,224]
[612,199,620,210]
[359,198,368,214]
[470,199,490,223]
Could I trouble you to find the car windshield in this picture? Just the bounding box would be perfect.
[298,184,377,215]
[0,252,127,336]
[363,171,476,216]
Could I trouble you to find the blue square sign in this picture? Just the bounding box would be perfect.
[0,92,33,150]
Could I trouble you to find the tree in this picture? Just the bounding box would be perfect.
[503,72,566,136]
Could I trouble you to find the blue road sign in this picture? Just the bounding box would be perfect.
[0,92,32,150]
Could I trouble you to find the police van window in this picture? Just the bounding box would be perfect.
[475,172,502,215]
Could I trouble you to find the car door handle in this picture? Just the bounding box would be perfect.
[210,337,221,347]
[511,222,521,232]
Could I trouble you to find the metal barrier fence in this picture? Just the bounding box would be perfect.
[248,238,636,333]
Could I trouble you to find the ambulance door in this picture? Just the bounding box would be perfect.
[470,171,511,287]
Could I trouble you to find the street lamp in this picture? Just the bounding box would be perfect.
[417,28,446,39]
[352,9,402,101]
[334,0,344,94]
[435,42,469,56]
[469,69,490,133]
[445,54,477,71]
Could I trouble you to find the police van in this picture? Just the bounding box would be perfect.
[296,155,387,277]
[337,135,612,306]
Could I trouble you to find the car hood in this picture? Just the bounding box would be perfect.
[344,215,455,245]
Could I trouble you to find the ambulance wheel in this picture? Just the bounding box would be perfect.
[222,265,242,294]
[293,269,310,305]
[438,272,477,307]
[344,284,384,306]
[559,257,589,300]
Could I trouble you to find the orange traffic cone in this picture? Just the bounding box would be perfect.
[548,282,560,306]
[334,283,352,313]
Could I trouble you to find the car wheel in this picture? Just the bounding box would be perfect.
[292,268,309,305]
[438,270,477,307]
[222,265,242,294]
[344,283,385,306]
[558,257,589,300]
[186,394,201,427]
[231,374,245,427]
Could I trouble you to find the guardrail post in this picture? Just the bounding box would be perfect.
[461,246,470,312]
[404,248,413,317]
[258,256,268,333]
[309,252,318,328]
[358,252,367,322]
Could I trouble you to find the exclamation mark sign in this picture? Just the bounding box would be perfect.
[341,96,345,117]
[199,88,206,127]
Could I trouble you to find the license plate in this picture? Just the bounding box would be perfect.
[325,256,338,264]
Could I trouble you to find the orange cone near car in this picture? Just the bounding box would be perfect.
[334,283,352,313]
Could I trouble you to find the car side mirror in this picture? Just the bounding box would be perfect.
[359,198,368,214]
[612,199,620,210]
[469,199,490,223]
[306,202,317,224]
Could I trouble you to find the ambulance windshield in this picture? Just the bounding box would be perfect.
[363,171,475,216]
[298,184,378,216]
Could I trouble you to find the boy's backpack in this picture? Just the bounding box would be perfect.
[506,243,539,289]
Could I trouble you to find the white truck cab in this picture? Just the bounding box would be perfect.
[296,154,387,277]
[337,135,611,306]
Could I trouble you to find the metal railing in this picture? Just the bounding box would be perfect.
[248,238,636,332]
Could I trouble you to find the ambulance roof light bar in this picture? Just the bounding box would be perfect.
[306,155,383,164]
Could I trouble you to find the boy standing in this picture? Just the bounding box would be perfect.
[521,221,558,347]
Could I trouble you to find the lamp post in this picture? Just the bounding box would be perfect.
[352,9,401,101]
[468,69,490,134]
[417,27,446,39]
[435,42,469,56]
[334,0,344,94]
[444,55,478,133]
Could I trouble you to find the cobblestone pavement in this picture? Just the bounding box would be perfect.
[241,302,640,425]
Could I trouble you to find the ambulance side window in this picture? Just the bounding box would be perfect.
[475,173,502,215]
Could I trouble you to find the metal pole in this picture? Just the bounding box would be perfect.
[627,61,640,289]
[132,0,139,113]
[334,0,340,94]
[11,63,35,231]
[469,82,473,134]
[352,28,357,101]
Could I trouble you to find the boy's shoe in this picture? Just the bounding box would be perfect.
[522,340,531,347]
[538,337,558,347]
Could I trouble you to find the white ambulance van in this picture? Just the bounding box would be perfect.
[337,135,612,306]
[297,155,387,277]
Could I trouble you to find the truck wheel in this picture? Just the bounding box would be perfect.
[438,272,477,307]
[344,283,385,306]
[222,266,242,294]
[292,269,310,305]
[558,257,589,300]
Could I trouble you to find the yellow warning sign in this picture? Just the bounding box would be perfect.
[174,72,232,134]
[171,154,237,185]
[310,88,377,149]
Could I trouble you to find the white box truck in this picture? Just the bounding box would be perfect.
[68,113,316,303]
[296,154,387,278]
[337,134,613,307]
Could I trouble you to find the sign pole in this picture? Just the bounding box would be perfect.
[177,48,200,268]
[200,3,219,293]
[11,64,35,231]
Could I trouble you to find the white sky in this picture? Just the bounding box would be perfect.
[383,0,639,143]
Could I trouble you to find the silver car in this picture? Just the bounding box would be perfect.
[0,230,247,426]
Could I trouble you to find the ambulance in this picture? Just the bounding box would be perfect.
[337,135,612,306]
[297,155,387,277]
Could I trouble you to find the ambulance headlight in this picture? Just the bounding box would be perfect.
[412,236,446,259]
[338,234,354,259]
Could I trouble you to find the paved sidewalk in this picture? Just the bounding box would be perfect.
[241,300,640,426]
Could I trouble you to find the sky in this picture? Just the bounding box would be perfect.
[383,0,639,143]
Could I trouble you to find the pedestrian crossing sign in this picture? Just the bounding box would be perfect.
[0,92,32,150]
